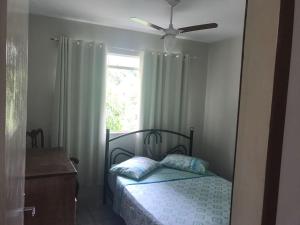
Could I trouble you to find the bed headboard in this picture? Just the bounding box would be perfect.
[102,128,194,204]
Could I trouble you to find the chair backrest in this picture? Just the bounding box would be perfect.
[26,129,44,148]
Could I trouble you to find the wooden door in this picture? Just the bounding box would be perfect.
[0,0,29,224]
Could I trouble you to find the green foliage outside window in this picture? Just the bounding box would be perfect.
[105,64,139,132]
[106,101,123,132]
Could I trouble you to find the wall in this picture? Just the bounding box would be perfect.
[27,14,244,178]
[201,37,243,180]
[27,14,208,154]
[27,14,245,205]
[276,1,300,224]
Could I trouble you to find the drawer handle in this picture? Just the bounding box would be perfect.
[24,207,36,217]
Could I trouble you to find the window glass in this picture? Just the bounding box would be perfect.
[106,54,140,132]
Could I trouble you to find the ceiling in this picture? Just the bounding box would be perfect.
[29,0,246,43]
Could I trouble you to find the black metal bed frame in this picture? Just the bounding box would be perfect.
[102,128,194,204]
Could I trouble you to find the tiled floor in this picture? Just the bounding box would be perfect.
[76,203,126,225]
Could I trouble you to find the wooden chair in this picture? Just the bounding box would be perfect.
[26,129,44,148]
[26,129,80,198]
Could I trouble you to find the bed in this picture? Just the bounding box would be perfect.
[103,129,232,225]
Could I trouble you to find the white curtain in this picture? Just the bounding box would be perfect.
[139,51,190,157]
[51,37,106,186]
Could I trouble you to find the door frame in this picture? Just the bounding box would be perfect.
[231,0,295,224]
[261,0,295,224]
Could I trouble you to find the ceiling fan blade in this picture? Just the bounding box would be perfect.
[179,23,218,33]
[130,17,165,31]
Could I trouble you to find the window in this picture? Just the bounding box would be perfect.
[105,53,141,133]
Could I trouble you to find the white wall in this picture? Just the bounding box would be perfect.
[201,37,243,180]
[276,1,300,224]
[27,14,208,154]
[27,14,244,181]
[27,13,245,206]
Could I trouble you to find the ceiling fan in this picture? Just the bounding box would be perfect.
[130,0,218,52]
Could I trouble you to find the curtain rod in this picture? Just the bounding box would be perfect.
[51,37,141,55]
[50,37,139,54]
[50,37,202,59]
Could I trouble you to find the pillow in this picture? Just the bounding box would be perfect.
[109,157,160,180]
[161,154,209,175]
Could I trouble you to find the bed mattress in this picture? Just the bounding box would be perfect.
[109,167,232,225]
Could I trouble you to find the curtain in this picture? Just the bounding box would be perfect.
[139,51,190,157]
[51,37,106,186]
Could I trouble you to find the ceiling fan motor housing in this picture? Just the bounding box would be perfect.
[166,0,180,7]
[166,24,180,35]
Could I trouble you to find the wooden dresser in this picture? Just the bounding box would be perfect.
[24,148,77,225]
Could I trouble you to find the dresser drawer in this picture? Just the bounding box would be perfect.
[25,149,77,225]
[25,175,76,225]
